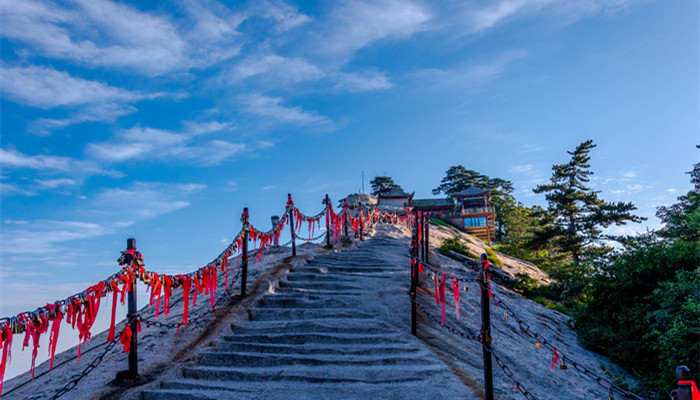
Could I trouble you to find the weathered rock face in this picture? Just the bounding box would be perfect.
[2,224,642,400]
[430,224,553,286]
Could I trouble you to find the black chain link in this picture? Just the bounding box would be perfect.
[294,231,328,242]
[410,296,536,399]
[47,319,132,400]
[486,290,644,400]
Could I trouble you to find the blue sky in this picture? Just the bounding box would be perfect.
[0,0,698,319]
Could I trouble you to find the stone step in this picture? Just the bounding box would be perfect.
[142,378,462,400]
[231,319,393,335]
[248,307,375,321]
[277,280,363,291]
[255,294,363,308]
[219,332,410,345]
[274,287,367,296]
[196,351,435,367]
[180,363,447,383]
[209,342,423,356]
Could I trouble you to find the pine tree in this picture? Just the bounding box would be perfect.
[530,140,644,263]
[369,175,403,196]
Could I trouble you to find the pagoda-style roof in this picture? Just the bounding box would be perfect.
[453,186,490,197]
[380,188,413,198]
[412,198,453,208]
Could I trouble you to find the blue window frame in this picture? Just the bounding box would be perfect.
[464,217,486,227]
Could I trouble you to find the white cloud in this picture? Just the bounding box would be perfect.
[0,0,255,77]
[262,185,276,190]
[251,0,311,33]
[87,122,244,165]
[667,188,677,193]
[317,0,431,58]
[510,164,536,174]
[0,148,102,173]
[228,53,323,84]
[334,70,392,92]
[0,220,107,254]
[412,50,527,87]
[0,64,149,109]
[0,64,167,133]
[0,181,207,254]
[460,0,644,34]
[626,184,654,192]
[34,178,78,188]
[518,144,544,153]
[0,182,35,197]
[89,182,205,221]
[242,93,333,127]
[0,0,187,76]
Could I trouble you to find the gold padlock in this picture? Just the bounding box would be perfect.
[535,342,541,348]
[560,359,568,370]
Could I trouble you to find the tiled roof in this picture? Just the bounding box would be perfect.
[454,186,490,197]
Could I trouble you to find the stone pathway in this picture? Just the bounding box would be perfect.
[141,232,477,399]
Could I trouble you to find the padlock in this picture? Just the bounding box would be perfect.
[535,342,541,348]
[560,359,568,370]
[504,310,508,322]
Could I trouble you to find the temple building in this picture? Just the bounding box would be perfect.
[412,186,496,244]
[377,188,415,208]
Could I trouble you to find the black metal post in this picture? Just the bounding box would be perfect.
[410,217,418,336]
[271,215,279,247]
[671,366,694,400]
[325,194,332,248]
[359,203,364,241]
[241,208,249,297]
[343,201,349,237]
[288,194,296,256]
[126,238,138,377]
[424,215,430,263]
[480,253,494,400]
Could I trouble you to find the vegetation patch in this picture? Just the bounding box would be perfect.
[438,237,478,260]
[484,247,504,267]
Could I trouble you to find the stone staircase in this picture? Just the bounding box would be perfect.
[141,235,476,399]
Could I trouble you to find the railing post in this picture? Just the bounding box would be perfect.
[271,215,280,247]
[324,194,332,248]
[671,366,696,400]
[288,194,296,257]
[241,208,249,297]
[480,253,494,400]
[359,203,364,241]
[424,214,429,263]
[126,238,138,378]
[410,214,418,336]
[343,200,349,237]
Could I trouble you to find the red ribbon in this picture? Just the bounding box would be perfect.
[222,251,229,290]
[452,279,460,320]
[177,275,192,333]
[551,349,560,370]
[439,274,447,327]
[107,281,121,341]
[678,381,700,400]
[163,275,173,316]
[22,313,49,379]
[0,324,12,396]
[47,305,63,370]
[120,326,132,353]
[149,272,163,319]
